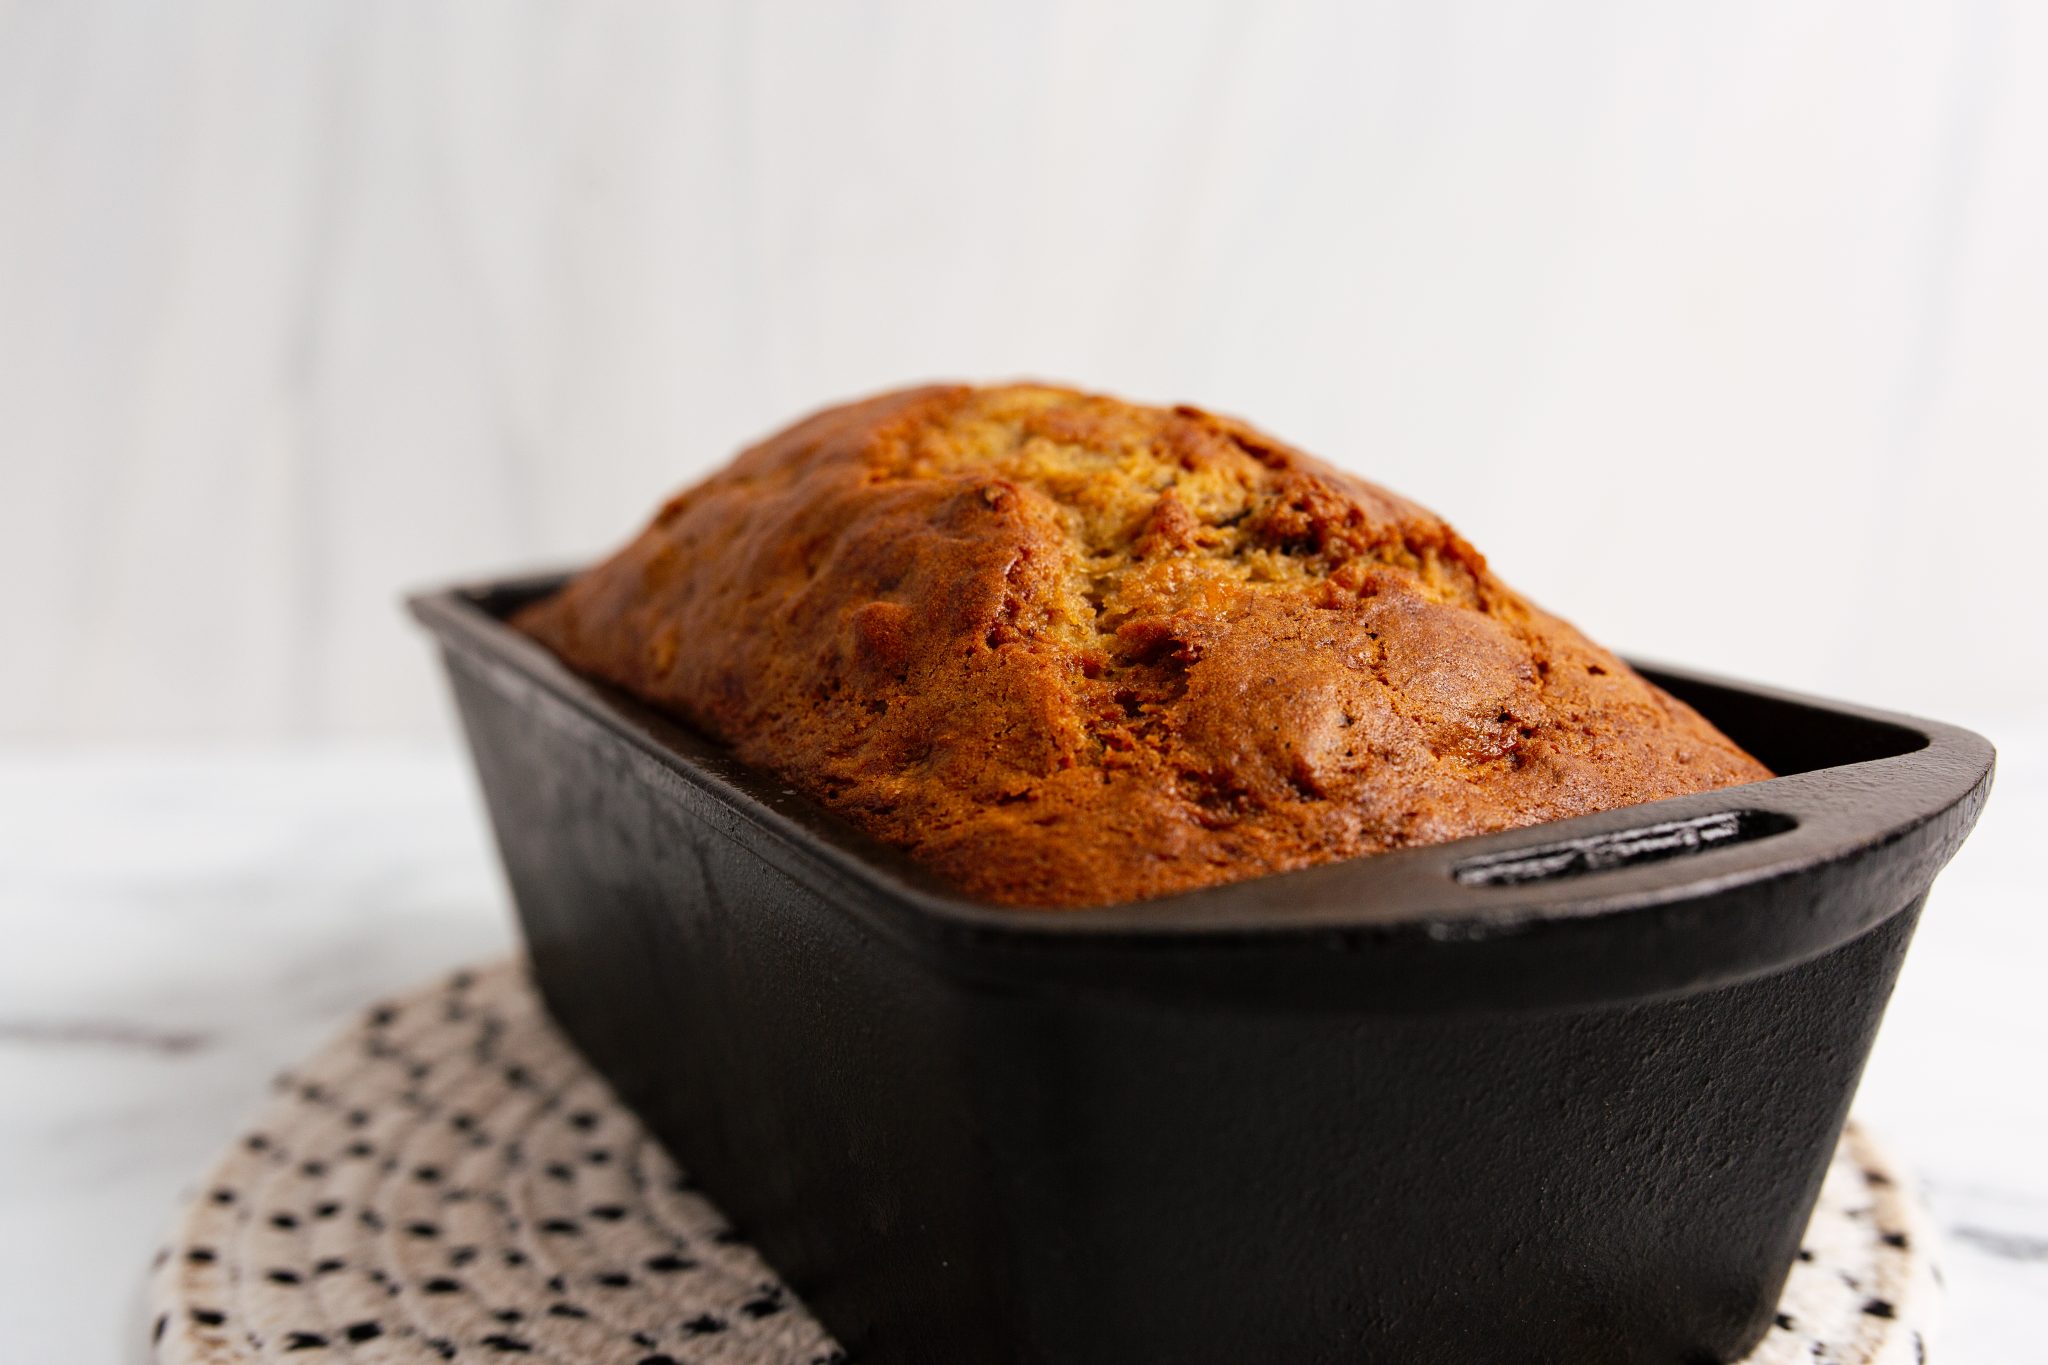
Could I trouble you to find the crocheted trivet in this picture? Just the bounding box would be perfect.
[147,961,1937,1363]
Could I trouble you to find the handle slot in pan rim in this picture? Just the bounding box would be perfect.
[1451,809,1798,888]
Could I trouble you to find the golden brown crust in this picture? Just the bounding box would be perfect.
[515,383,1772,907]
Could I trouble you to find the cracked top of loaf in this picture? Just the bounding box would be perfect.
[514,383,1771,907]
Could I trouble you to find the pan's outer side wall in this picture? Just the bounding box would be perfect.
[442,646,1929,1365]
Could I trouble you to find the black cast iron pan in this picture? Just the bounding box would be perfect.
[412,574,1991,1365]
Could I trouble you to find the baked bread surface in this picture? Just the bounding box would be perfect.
[516,383,1771,907]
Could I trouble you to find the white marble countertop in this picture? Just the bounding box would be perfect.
[3,743,2043,1363]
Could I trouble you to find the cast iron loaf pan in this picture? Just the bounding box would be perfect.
[412,574,1992,1365]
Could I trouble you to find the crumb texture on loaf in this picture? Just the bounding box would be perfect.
[515,383,1772,907]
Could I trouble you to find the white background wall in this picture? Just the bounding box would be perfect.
[4,0,2043,745]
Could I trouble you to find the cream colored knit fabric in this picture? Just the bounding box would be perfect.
[146,962,1936,1364]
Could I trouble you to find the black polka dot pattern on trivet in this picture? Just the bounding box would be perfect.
[147,963,841,1364]
[146,960,1934,1364]
[1747,1123,1942,1365]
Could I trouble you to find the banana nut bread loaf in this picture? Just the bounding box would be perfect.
[515,383,1771,907]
